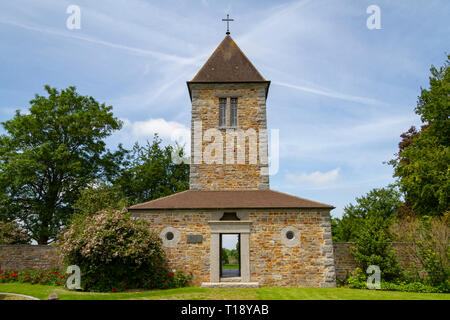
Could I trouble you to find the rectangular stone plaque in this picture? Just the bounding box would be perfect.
[187,234,202,244]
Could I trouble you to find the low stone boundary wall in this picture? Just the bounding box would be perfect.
[333,242,420,280]
[333,242,357,281]
[1,243,419,280]
[0,245,60,271]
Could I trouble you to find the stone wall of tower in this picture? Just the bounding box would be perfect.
[189,82,270,190]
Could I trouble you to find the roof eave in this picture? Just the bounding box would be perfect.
[186,80,271,101]
[128,205,335,211]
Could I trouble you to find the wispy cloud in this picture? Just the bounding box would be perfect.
[286,168,340,186]
[273,81,382,105]
[0,17,199,66]
[279,114,418,158]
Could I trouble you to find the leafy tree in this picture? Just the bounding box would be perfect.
[221,248,230,265]
[332,187,403,281]
[331,185,402,242]
[114,135,189,204]
[0,86,123,244]
[0,221,31,244]
[351,215,401,281]
[73,183,129,216]
[389,55,450,216]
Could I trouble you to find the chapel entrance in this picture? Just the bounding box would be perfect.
[219,233,240,278]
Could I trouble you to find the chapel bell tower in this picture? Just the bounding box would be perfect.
[187,31,271,191]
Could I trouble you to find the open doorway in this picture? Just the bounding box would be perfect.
[220,233,240,278]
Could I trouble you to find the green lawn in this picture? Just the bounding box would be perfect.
[222,264,239,269]
[0,283,449,300]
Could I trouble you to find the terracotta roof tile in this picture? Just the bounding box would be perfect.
[128,190,334,210]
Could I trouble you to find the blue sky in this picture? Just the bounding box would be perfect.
[0,0,449,218]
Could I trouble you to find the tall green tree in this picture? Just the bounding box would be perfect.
[390,55,450,216]
[0,86,123,244]
[332,186,403,280]
[351,215,401,281]
[221,248,230,265]
[331,185,402,242]
[114,135,189,205]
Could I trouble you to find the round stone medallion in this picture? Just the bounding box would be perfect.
[280,226,300,247]
[160,227,180,247]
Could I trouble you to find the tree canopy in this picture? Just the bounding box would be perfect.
[0,86,123,244]
[389,55,450,216]
[331,185,402,242]
[113,135,189,205]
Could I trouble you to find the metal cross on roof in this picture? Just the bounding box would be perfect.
[222,14,234,35]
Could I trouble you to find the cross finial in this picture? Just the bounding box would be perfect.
[222,14,234,35]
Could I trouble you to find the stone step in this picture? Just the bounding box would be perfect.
[201,282,260,288]
[220,277,241,282]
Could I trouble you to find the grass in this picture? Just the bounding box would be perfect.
[222,264,239,269]
[0,283,449,300]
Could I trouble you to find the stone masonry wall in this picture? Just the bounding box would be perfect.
[132,210,212,286]
[249,209,336,287]
[189,83,270,191]
[132,209,336,288]
[0,245,60,271]
[333,242,423,281]
[0,236,420,284]
[333,242,357,281]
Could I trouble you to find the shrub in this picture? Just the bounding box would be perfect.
[344,267,367,289]
[57,209,190,292]
[351,216,401,281]
[0,220,30,244]
[344,268,449,293]
[381,281,448,293]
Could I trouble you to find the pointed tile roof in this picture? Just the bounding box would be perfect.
[128,190,334,210]
[190,35,267,82]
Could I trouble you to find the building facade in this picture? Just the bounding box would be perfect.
[129,34,336,288]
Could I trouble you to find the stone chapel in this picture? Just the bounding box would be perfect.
[129,32,337,288]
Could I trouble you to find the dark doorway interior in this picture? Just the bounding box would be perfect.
[220,233,240,278]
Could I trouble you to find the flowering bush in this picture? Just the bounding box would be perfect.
[57,209,191,292]
[0,268,68,286]
[0,221,30,244]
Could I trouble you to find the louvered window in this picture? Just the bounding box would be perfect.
[230,98,238,127]
[219,98,227,127]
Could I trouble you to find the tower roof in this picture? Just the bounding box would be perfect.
[190,35,267,82]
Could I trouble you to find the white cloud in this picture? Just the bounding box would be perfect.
[286,168,340,185]
[123,117,190,146]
